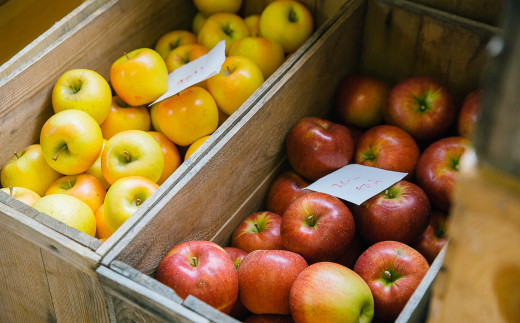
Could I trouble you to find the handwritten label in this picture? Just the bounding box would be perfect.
[151,40,226,105]
[305,164,407,205]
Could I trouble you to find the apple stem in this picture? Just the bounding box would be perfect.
[222,66,231,77]
[67,179,72,189]
[124,52,130,60]
[190,256,199,267]
[385,270,392,280]
[53,145,67,161]
[288,7,297,23]
[8,186,13,197]
[123,150,131,162]
[307,215,316,227]
[14,152,20,159]
[254,223,261,233]
[136,198,142,207]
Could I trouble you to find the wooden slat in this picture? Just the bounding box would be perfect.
[41,248,109,322]
[407,0,505,25]
[361,0,498,101]
[183,296,242,323]
[102,0,366,275]
[0,227,56,322]
[428,158,520,323]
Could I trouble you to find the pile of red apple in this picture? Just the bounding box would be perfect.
[0,0,316,241]
[155,73,480,322]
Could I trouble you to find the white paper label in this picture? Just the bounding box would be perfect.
[151,40,226,105]
[305,164,407,205]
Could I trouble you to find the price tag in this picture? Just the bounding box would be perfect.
[305,164,407,205]
[151,40,226,105]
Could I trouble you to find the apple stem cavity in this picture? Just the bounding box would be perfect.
[123,150,131,162]
[190,256,199,267]
[136,198,142,207]
[67,179,72,189]
[306,215,317,227]
[53,145,67,161]
[222,66,232,77]
[288,7,298,23]
[385,270,392,280]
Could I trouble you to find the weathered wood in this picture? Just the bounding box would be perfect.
[428,157,520,323]
[407,0,505,25]
[183,296,242,323]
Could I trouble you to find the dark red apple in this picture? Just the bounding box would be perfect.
[458,89,481,138]
[336,234,368,269]
[285,117,355,181]
[350,180,430,245]
[238,250,308,315]
[414,210,449,264]
[335,74,389,128]
[289,262,374,323]
[155,240,238,314]
[415,136,470,212]
[244,314,294,323]
[280,192,356,263]
[231,211,284,253]
[384,76,456,144]
[354,125,420,180]
[345,125,365,147]
[224,247,249,269]
[266,171,311,216]
[354,241,429,321]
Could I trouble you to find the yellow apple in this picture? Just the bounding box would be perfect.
[1,144,62,196]
[244,14,261,37]
[193,0,242,17]
[103,176,159,232]
[185,135,210,161]
[100,96,151,139]
[33,194,96,237]
[94,204,113,240]
[101,130,164,184]
[52,69,112,124]
[198,13,249,54]
[165,43,209,73]
[192,12,207,36]
[260,0,314,53]
[148,131,182,185]
[150,102,162,133]
[0,186,41,206]
[229,37,285,79]
[86,139,110,190]
[45,173,106,213]
[157,86,219,146]
[206,56,264,115]
[154,30,197,60]
[40,109,104,176]
[110,48,168,106]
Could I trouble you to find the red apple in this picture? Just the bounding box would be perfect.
[350,180,430,245]
[238,250,308,315]
[290,262,374,323]
[265,170,311,216]
[414,210,449,264]
[280,192,356,263]
[335,74,389,129]
[458,89,481,138]
[383,76,456,144]
[415,136,470,212]
[335,234,368,269]
[244,314,294,323]
[354,125,420,180]
[155,240,238,314]
[224,247,248,269]
[231,211,284,253]
[354,241,429,321]
[285,117,354,181]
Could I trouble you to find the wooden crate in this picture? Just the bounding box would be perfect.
[0,0,345,321]
[406,0,505,25]
[96,0,500,321]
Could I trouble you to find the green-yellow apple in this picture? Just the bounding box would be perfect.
[101,129,164,184]
[149,102,162,133]
[229,37,285,79]
[260,0,314,53]
[1,144,62,196]
[244,14,261,37]
[206,56,264,115]
[193,0,242,17]
[100,96,151,139]
[33,194,96,237]
[192,12,207,36]
[154,30,198,60]
[148,131,182,185]
[86,139,110,190]
[45,173,106,213]
[40,109,104,176]
[0,186,41,206]
[198,13,249,54]
[110,48,168,106]
[157,86,219,146]
[52,68,112,124]
[165,43,209,73]
[94,203,112,240]
[103,176,159,232]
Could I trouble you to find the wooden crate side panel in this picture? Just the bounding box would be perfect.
[407,0,504,25]
[361,0,497,101]
[0,227,56,323]
[107,0,366,276]
[0,0,195,168]
[428,162,520,323]
[41,248,109,322]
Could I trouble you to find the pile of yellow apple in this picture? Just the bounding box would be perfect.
[0,0,314,242]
